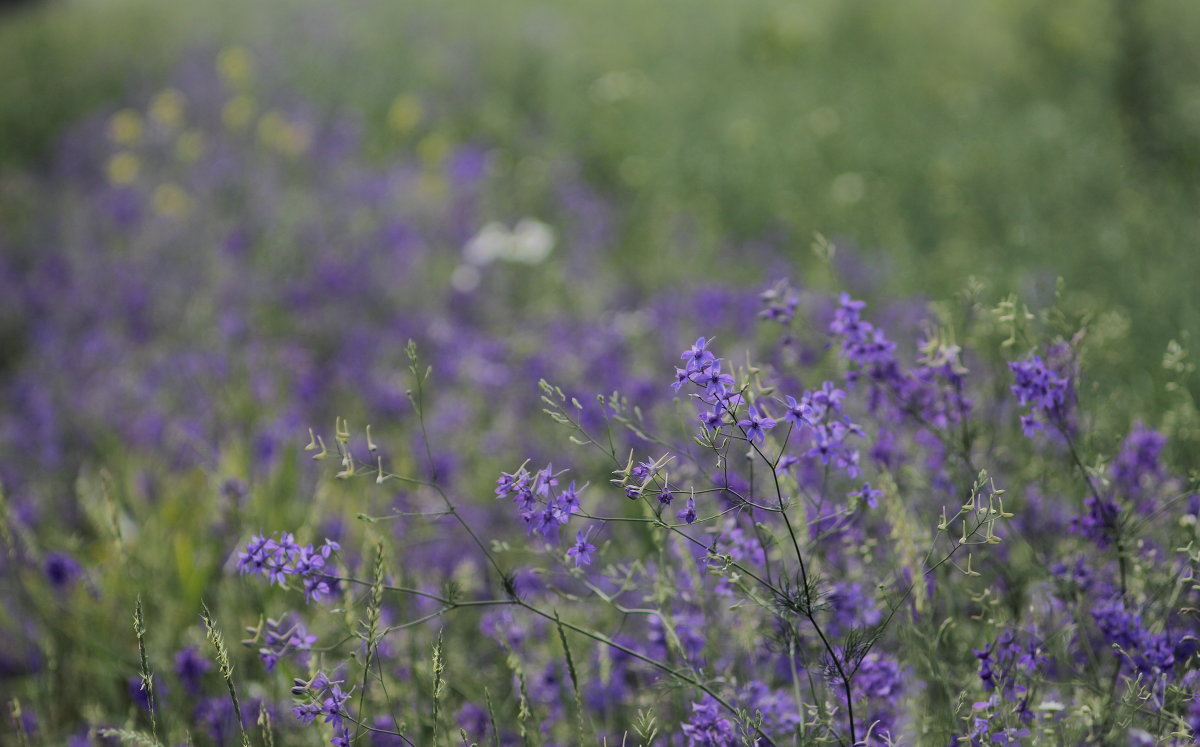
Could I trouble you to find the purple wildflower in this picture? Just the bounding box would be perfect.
[566,530,596,566]
[738,404,776,444]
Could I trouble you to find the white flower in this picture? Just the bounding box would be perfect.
[463,222,511,265]
[462,219,556,266]
[507,219,555,264]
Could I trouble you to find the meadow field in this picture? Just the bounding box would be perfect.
[2,0,1199,744]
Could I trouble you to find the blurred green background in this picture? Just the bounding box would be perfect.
[3,0,1197,411]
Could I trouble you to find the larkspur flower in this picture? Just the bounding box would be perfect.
[677,496,697,524]
[758,280,799,324]
[236,532,339,603]
[783,395,806,427]
[320,682,354,733]
[850,482,882,509]
[495,467,529,496]
[533,464,562,497]
[775,454,799,474]
[44,551,82,591]
[681,336,716,373]
[293,703,321,726]
[680,696,735,745]
[630,459,656,483]
[672,367,690,393]
[698,408,723,430]
[173,645,211,694]
[256,617,317,671]
[558,481,582,514]
[1009,353,1070,437]
[738,404,776,445]
[566,530,596,566]
[698,360,734,398]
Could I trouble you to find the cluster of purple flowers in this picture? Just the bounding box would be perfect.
[173,645,212,694]
[830,292,899,370]
[236,532,341,603]
[1009,353,1071,437]
[680,696,736,745]
[495,463,583,542]
[1091,599,1178,681]
[292,672,354,747]
[1111,423,1168,511]
[758,280,799,325]
[975,629,1046,702]
[252,616,318,672]
[674,337,788,451]
[967,629,1046,743]
[782,382,864,477]
[678,339,739,419]
[829,293,973,432]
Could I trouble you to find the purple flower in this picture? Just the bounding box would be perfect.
[698,360,734,398]
[1009,353,1070,437]
[849,483,882,509]
[44,551,82,590]
[533,464,561,497]
[672,367,691,393]
[1111,424,1168,511]
[256,617,317,671]
[293,703,321,726]
[680,696,735,745]
[677,497,697,524]
[495,467,529,496]
[758,280,799,324]
[566,530,596,566]
[235,532,339,603]
[558,481,582,514]
[698,409,723,430]
[783,395,806,427]
[173,645,211,694]
[681,336,716,373]
[738,404,776,445]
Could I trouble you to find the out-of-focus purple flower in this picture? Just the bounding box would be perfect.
[173,645,211,694]
[849,482,882,509]
[127,675,164,712]
[255,616,318,671]
[1092,599,1177,679]
[1111,423,1168,511]
[680,696,735,745]
[1009,353,1070,437]
[45,551,82,591]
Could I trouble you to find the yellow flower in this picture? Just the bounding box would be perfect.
[222,95,255,131]
[217,46,254,87]
[175,131,205,163]
[150,89,185,128]
[417,132,450,166]
[107,110,143,145]
[387,95,423,135]
[152,183,190,217]
[106,152,140,185]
